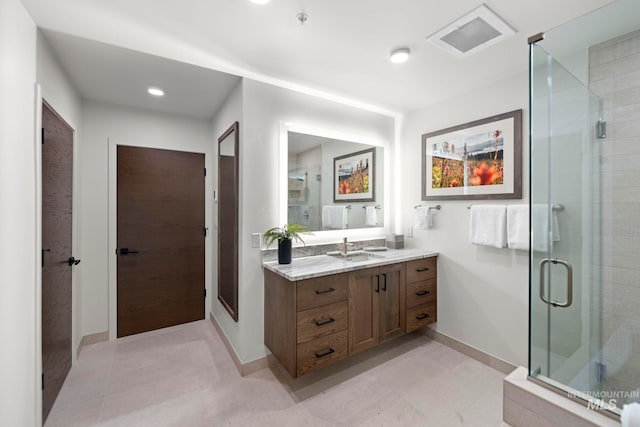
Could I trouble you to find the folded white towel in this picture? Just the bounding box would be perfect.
[322,205,348,229]
[531,204,560,252]
[365,206,378,226]
[507,205,529,251]
[621,402,640,427]
[414,206,432,230]
[469,205,507,248]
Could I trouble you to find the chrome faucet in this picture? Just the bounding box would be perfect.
[341,237,354,256]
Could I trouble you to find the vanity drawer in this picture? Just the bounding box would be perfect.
[406,302,437,332]
[297,273,348,312]
[407,279,437,308]
[296,301,348,344]
[406,257,437,283]
[296,330,348,377]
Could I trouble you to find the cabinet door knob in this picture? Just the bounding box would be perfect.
[315,287,335,295]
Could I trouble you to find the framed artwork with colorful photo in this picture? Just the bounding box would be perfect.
[334,147,375,203]
[421,109,522,201]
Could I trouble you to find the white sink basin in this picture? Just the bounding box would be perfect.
[341,252,384,263]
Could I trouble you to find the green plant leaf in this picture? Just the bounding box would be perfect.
[262,224,310,248]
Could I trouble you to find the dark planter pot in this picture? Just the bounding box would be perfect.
[278,238,292,264]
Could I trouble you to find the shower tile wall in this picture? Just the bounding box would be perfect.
[589,29,640,399]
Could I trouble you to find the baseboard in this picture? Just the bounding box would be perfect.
[206,317,514,378]
[208,313,269,376]
[77,331,109,358]
[422,327,516,374]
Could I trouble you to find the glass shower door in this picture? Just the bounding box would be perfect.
[529,44,604,403]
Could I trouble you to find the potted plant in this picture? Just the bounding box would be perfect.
[263,223,309,264]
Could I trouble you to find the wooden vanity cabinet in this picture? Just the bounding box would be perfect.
[264,270,349,377]
[348,263,405,355]
[264,256,436,377]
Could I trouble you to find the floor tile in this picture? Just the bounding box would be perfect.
[44,320,507,427]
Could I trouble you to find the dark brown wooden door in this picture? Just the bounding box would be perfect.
[348,267,380,355]
[379,263,406,342]
[42,103,74,422]
[117,146,205,337]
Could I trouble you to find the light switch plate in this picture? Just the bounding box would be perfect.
[251,233,261,248]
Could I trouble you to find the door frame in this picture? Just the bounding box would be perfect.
[35,88,80,425]
[108,140,210,340]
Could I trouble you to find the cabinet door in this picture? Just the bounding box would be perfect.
[348,267,380,355]
[379,263,406,342]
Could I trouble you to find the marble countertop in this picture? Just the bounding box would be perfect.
[263,248,438,281]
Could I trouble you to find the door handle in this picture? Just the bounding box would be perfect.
[381,273,387,292]
[42,249,51,267]
[539,258,573,308]
[68,257,81,266]
[375,275,380,293]
[120,248,139,255]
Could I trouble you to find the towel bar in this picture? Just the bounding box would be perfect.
[466,204,565,211]
[362,205,381,209]
[414,204,441,211]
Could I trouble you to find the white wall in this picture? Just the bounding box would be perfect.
[210,80,243,358]
[0,0,39,424]
[36,30,84,357]
[79,101,215,337]
[224,78,394,363]
[400,72,530,367]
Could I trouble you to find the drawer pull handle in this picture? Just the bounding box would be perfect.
[315,318,335,327]
[315,348,335,358]
[416,290,430,296]
[416,267,430,272]
[416,313,430,320]
[315,287,336,295]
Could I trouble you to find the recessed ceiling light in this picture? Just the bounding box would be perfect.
[250,0,270,4]
[147,87,165,97]
[390,48,410,64]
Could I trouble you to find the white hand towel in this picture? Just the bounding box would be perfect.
[531,204,560,252]
[322,205,348,229]
[507,205,529,251]
[469,205,507,248]
[621,402,640,427]
[365,206,378,226]
[414,206,432,230]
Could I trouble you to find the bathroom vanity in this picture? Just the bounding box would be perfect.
[263,249,438,377]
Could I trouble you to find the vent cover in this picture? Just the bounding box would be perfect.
[428,4,516,57]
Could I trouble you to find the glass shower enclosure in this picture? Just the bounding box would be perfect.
[528,0,640,417]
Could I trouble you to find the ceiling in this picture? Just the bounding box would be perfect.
[42,30,240,119]
[23,0,617,114]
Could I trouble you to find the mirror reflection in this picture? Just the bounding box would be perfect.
[287,131,384,231]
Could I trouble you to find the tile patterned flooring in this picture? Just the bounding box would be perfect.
[45,320,508,426]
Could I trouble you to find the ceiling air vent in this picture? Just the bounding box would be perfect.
[427,4,516,57]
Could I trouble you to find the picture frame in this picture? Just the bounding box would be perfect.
[333,147,375,202]
[422,109,522,201]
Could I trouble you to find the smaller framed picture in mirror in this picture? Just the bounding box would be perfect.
[334,147,375,203]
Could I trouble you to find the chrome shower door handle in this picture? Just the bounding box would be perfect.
[539,258,573,308]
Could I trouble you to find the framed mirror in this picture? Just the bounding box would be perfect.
[281,124,385,234]
[218,122,239,321]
